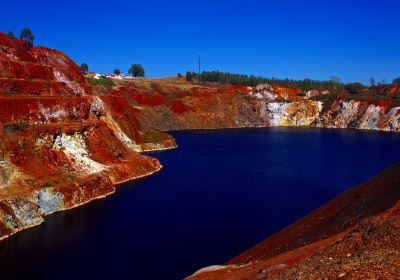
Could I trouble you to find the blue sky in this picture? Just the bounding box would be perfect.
[2,0,399,83]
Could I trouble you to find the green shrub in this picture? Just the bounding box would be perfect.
[80,63,89,74]
[3,122,28,133]
[87,77,114,87]
[128,64,145,78]
[185,70,365,92]
[41,181,53,188]
[20,28,34,49]
[186,71,193,81]
[144,131,170,143]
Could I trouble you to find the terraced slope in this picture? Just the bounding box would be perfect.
[0,33,175,240]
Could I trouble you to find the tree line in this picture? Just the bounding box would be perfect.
[6,28,34,49]
[185,71,400,93]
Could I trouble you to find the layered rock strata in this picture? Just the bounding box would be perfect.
[0,33,175,240]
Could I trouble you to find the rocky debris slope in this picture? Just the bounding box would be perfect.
[186,163,400,279]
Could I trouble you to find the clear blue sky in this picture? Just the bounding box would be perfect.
[2,0,399,83]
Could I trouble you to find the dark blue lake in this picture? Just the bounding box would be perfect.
[1,128,400,279]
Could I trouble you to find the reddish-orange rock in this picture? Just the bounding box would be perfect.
[0,32,176,242]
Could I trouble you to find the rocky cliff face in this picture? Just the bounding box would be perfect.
[0,33,175,241]
[131,82,400,133]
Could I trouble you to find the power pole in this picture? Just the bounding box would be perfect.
[198,53,201,75]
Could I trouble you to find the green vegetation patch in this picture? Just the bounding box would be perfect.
[87,77,114,87]
[3,122,28,133]
[185,71,351,91]
[144,131,170,143]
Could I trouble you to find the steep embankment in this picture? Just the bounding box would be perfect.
[0,33,175,241]
[187,163,400,279]
[115,81,400,133]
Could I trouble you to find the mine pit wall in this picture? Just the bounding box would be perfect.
[0,92,397,242]
[136,96,400,133]
[0,119,167,241]
[179,98,400,280]
[0,95,174,242]
[0,172,115,241]
[0,32,178,241]
[0,94,398,243]
[0,93,176,241]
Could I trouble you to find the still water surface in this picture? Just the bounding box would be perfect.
[1,128,400,279]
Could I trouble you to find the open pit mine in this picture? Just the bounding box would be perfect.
[1,32,400,279]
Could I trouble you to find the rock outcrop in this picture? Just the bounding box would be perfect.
[0,33,176,241]
[131,82,400,133]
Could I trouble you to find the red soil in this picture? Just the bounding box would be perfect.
[98,95,144,143]
[169,99,192,114]
[377,99,390,112]
[0,32,172,242]
[0,96,92,124]
[188,163,400,279]
[112,87,168,106]
[0,32,92,97]
[271,85,302,99]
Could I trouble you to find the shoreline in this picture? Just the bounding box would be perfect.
[1,126,399,278]
[0,150,169,243]
[187,158,400,279]
[0,126,396,247]
[163,124,400,134]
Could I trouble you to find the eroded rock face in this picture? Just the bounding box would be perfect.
[315,99,400,131]
[131,84,400,133]
[0,33,176,241]
[0,120,168,240]
[0,34,91,97]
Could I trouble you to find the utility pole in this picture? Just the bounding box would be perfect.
[198,53,201,75]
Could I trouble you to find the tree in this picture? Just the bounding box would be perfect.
[370,78,376,87]
[6,31,15,39]
[113,69,121,75]
[19,28,34,49]
[186,71,193,81]
[344,82,365,94]
[128,64,145,78]
[378,79,387,86]
[302,78,313,91]
[329,76,342,91]
[392,77,400,87]
[80,63,89,74]
[177,73,182,78]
